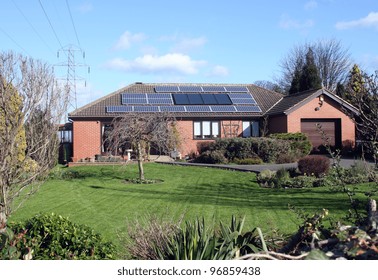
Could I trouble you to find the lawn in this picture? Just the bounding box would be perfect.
[9,163,376,258]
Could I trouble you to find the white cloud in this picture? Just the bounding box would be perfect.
[304,1,318,10]
[279,14,314,30]
[113,31,147,50]
[207,65,229,77]
[172,36,207,52]
[335,12,378,30]
[105,53,207,75]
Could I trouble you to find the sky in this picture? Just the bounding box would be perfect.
[1,0,378,110]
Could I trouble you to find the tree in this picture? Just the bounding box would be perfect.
[278,39,352,93]
[0,51,69,230]
[343,66,378,166]
[254,80,284,93]
[298,48,322,92]
[106,112,179,181]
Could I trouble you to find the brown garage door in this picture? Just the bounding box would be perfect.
[301,119,341,151]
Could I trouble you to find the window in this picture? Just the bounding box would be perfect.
[193,121,220,139]
[242,121,259,137]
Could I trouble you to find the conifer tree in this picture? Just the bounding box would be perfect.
[298,48,322,92]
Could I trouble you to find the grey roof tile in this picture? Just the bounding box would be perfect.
[69,83,283,119]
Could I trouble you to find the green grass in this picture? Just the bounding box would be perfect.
[9,163,377,257]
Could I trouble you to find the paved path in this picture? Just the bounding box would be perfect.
[156,157,375,173]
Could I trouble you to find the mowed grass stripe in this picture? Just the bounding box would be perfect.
[10,163,375,257]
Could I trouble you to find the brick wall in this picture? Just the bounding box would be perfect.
[286,96,355,146]
[72,121,101,161]
[175,119,244,157]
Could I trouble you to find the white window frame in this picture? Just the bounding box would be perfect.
[193,121,220,139]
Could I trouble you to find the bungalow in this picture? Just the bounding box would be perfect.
[68,83,358,161]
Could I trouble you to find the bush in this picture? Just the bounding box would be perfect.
[233,157,263,165]
[298,155,330,177]
[195,136,309,164]
[10,213,115,260]
[284,176,317,188]
[125,215,179,260]
[194,150,228,164]
[256,170,277,188]
[269,133,312,158]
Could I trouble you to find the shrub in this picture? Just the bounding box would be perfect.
[269,133,312,158]
[256,170,277,188]
[233,157,263,165]
[275,153,297,164]
[125,215,179,260]
[298,155,330,177]
[10,213,115,260]
[194,150,228,164]
[284,176,317,188]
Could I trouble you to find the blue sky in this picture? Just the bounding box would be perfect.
[1,0,378,108]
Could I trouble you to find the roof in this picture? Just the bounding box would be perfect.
[266,88,360,116]
[69,82,283,119]
[69,84,359,120]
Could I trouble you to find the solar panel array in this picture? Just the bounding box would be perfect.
[107,105,261,113]
[122,93,173,105]
[114,86,262,114]
[155,85,249,93]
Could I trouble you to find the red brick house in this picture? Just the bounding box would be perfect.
[68,83,358,161]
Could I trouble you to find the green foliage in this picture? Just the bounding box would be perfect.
[135,216,268,260]
[197,137,297,164]
[233,157,263,165]
[256,170,277,188]
[298,48,322,92]
[269,132,312,158]
[194,150,228,164]
[163,218,217,260]
[298,155,330,177]
[0,227,31,260]
[10,213,115,260]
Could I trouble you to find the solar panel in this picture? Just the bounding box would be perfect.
[230,98,256,104]
[187,94,204,104]
[185,106,211,112]
[106,106,133,113]
[160,106,186,112]
[147,98,173,104]
[179,86,203,92]
[234,106,262,112]
[210,106,236,112]
[201,94,218,105]
[172,94,189,105]
[133,106,160,112]
[147,93,172,99]
[227,93,252,99]
[201,86,226,92]
[121,93,147,104]
[155,85,179,92]
[214,94,232,105]
[225,86,249,92]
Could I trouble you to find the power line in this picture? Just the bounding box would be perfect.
[38,0,64,49]
[11,0,55,56]
[65,0,81,47]
[0,26,31,56]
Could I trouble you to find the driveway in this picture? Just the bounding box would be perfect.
[156,157,375,173]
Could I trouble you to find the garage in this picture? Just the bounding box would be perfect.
[301,119,342,151]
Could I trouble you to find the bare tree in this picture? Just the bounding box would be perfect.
[106,112,179,181]
[278,39,352,93]
[0,51,69,230]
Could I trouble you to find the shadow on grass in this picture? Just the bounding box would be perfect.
[85,180,356,212]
